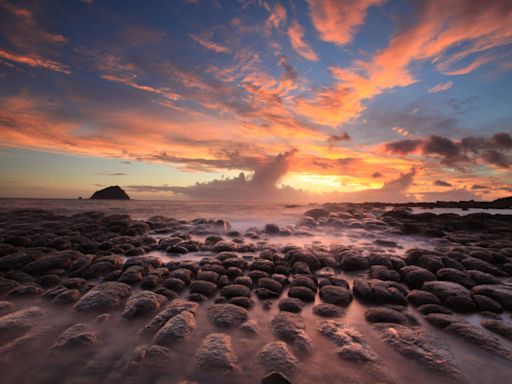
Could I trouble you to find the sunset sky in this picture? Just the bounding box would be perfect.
[0,0,511,202]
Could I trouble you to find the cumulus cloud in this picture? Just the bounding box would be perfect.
[168,150,297,200]
[471,184,488,190]
[428,81,453,93]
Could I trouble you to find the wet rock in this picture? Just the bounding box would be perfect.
[264,224,280,234]
[399,266,436,289]
[0,306,46,344]
[240,319,258,334]
[220,284,251,299]
[365,307,408,324]
[467,270,501,285]
[288,286,315,302]
[228,296,254,309]
[51,323,97,351]
[422,281,476,312]
[303,208,330,219]
[318,320,378,363]
[481,319,512,340]
[121,291,167,321]
[474,294,503,313]
[0,277,18,294]
[23,250,81,275]
[197,270,220,283]
[259,341,298,376]
[194,333,239,371]
[190,280,218,298]
[207,303,248,328]
[271,312,313,353]
[406,289,441,307]
[261,371,292,384]
[153,310,196,346]
[417,304,452,315]
[0,300,14,315]
[139,300,199,337]
[73,282,131,314]
[258,278,284,294]
[140,275,160,290]
[278,298,304,313]
[319,285,352,306]
[472,285,512,310]
[373,323,463,379]
[313,304,344,317]
[233,276,253,288]
[426,314,512,360]
[212,241,238,253]
[353,279,406,305]
[369,266,400,282]
[461,257,507,277]
[162,277,186,292]
[436,268,475,288]
[7,282,44,299]
[339,250,369,271]
[52,288,81,305]
[168,268,193,284]
[0,252,35,272]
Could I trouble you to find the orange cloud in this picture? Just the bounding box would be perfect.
[190,33,231,54]
[307,0,385,46]
[0,48,69,73]
[287,21,319,61]
[297,0,512,127]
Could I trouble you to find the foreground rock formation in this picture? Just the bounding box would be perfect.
[0,205,511,383]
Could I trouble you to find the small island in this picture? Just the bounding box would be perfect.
[89,186,130,200]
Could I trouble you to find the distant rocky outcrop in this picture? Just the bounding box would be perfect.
[89,186,130,200]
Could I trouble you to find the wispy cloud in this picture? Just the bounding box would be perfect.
[287,21,318,61]
[307,0,385,46]
[190,33,230,53]
[428,81,453,93]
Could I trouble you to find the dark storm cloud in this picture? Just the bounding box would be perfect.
[327,132,351,143]
[384,132,512,169]
[434,180,452,187]
[384,139,423,155]
[480,150,510,168]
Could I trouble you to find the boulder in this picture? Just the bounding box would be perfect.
[51,323,97,351]
[278,298,304,313]
[319,286,352,306]
[271,312,312,353]
[259,341,298,376]
[121,291,167,321]
[138,300,199,337]
[373,323,463,380]
[153,310,196,346]
[207,303,248,328]
[313,304,344,317]
[194,333,239,371]
[0,306,46,344]
[73,282,131,313]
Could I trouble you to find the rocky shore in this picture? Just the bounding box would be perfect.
[0,205,511,383]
